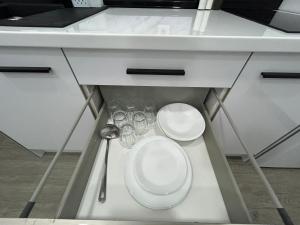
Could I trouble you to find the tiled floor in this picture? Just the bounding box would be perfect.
[0,132,299,224]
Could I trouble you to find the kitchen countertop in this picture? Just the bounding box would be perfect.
[1,7,300,52]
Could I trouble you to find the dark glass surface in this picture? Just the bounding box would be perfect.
[104,0,199,9]
[0,7,105,27]
[0,3,65,19]
[0,0,73,7]
[220,0,300,33]
[224,8,300,33]
[0,0,105,27]
[221,0,283,11]
[269,11,300,33]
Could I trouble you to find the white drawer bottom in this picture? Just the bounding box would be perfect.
[77,123,229,223]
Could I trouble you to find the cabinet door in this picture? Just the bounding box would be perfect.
[0,47,94,151]
[212,53,300,155]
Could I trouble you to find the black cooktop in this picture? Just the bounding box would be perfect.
[104,0,199,9]
[0,0,106,27]
[220,0,300,33]
[266,10,300,33]
[224,8,300,33]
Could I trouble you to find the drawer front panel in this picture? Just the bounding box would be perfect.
[213,53,300,155]
[64,49,250,88]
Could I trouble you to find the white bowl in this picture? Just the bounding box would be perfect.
[124,136,192,210]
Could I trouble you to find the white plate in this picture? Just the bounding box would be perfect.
[157,103,205,141]
[125,136,192,210]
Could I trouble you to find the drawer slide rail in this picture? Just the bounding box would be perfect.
[19,88,96,218]
[211,89,294,225]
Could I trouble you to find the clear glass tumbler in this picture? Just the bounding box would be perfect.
[126,105,137,122]
[119,124,136,148]
[133,111,148,135]
[144,105,156,127]
[113,111,128,128]
[108,101,121,120]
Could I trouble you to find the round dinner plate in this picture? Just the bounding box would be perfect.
[157,103,206,141]
[124,136,192,210]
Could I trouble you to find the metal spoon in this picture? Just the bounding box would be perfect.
[99,124,120,203]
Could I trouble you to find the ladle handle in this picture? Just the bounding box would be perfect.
[99,139,110,203]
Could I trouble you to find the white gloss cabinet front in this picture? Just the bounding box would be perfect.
[64,49,250,88]
[0,47,95,152]
[212,53,300,156]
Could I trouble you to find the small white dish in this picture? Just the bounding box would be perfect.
[157,103,205,141]
[124,136,192,210]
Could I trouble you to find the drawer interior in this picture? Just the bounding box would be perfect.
[56,86,252,224]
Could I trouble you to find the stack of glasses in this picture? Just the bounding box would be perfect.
[108,104,156,148]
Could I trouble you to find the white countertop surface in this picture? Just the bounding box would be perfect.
[1,7,300,52]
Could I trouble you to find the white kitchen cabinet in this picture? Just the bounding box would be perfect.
[212,53,300,156]
[64,49,250,88]
[0,47,95,152]
[257,129,300,168]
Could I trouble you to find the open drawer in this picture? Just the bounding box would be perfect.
[16,86,294,225]
[54,86,252,224]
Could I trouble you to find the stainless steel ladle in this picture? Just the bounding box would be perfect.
[99,124,120,203]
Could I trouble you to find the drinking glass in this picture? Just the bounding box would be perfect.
[144,105,156,127]
[119,124,136,148]
[113,111,128,128]
[126,105,137,122]
[108,101,121,120]
[133,111,148,135]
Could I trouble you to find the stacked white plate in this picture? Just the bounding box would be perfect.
[157,103,206,141]
[124,136,192,210]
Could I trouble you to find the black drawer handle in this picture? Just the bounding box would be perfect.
[0,67,51,73]
[261,72,300,79]
[127,68,185,76]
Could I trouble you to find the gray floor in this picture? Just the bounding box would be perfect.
[0,133,79,218]
[228,159,300,225]
[0,133,299,224]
